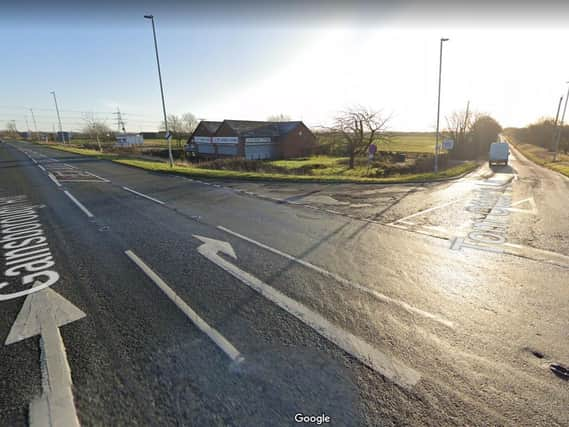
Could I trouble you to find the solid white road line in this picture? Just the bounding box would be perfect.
[217,226,453,328]
[38,165,46,172]
[125,250,243,363]
[64,190,94,218]
[48,173,62,187]
[122,186,165,205]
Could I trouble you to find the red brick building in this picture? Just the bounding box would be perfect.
[187,120,315,159]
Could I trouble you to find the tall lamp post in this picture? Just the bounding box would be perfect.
[434,37,449,173]
[144,14,173,167]
[50,91,65,144]
[553,81,569,161]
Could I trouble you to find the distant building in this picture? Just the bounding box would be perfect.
[187,120,315,160]
[56,131,72,142]
[115,133,144,147]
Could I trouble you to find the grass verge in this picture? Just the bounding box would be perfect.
[41,143,478,183]
[510,142,569,178]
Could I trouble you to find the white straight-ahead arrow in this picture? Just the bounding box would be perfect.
[5,286,86,427]
[193,235,421,389]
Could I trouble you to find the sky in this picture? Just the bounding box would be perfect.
[2,1,569,133]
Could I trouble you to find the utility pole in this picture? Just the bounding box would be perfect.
[553,82,569,161]
[24,116,31,138]
[30,108,39,140]
[144,14,173,167]
[50,91,65,144]
[113,107,126,133]
[434,37,449,173]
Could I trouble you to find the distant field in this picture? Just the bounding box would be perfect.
[381,134,436,153]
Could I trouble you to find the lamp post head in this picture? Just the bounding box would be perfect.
[441,38,449,42]
[144,15,153,19]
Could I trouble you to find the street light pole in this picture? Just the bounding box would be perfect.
[553,82,569,162]
[434,37,449,173]
[144,14,173,167]
[50,91,65,144]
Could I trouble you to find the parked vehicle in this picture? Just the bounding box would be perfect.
[489,142,509,166]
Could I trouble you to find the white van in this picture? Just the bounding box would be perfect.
[489,142,509,166]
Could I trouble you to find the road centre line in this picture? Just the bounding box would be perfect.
[217,225,454,328]
[63,191,94,218]
[124,249,243,363]
[48,173,61,187]
[122,186,165,205]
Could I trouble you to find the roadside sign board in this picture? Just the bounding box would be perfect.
[368,143,377,155]
[442,139,454,150]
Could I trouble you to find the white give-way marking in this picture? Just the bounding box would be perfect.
[389,199,463,225]
[218,225,453,329]
[125,250,243,363]
[64,190,94,218]
[122,186,165,205]
[194,235,421,389]
[5,286,86,427]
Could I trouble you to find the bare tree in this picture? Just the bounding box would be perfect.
[5,121,19,139]
[267,113,292,122]
[182,112,198,133]
[82,113,111,152]
[330,106,390,169]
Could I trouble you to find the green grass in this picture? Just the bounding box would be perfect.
[380,134,437,153]
[115,158,477,183]
[39,142,477,183]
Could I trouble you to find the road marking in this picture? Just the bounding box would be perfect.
[125,250,243,363]
[5,286,85,427]
[217,226,452,328]
[81,171,110,182]
[48,173,62,187]
[194,235,421,389]
[38,165,46,172]
[389,199,462,225]
[64,190,94,218]
[506,197,537,215]
[122,186,165,205]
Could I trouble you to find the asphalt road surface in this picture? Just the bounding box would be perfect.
[1,140,567,426]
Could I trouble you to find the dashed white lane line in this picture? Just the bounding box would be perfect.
[38,165,46,172]
[48,173,62,187]
[122,186,165,205]
[125,249,243,363]
[64,190,94,218]
[217,225,454,329]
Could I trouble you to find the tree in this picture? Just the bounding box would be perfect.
[330,106,390,169]
[182,112,198,133]
[267,113,291,122]
[470,115,502,157]
[82,114,112,152]
[5,121,18,139]
[445,107,474,159]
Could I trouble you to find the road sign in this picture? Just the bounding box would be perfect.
[165,131,172,139]
[442,139,454,150]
